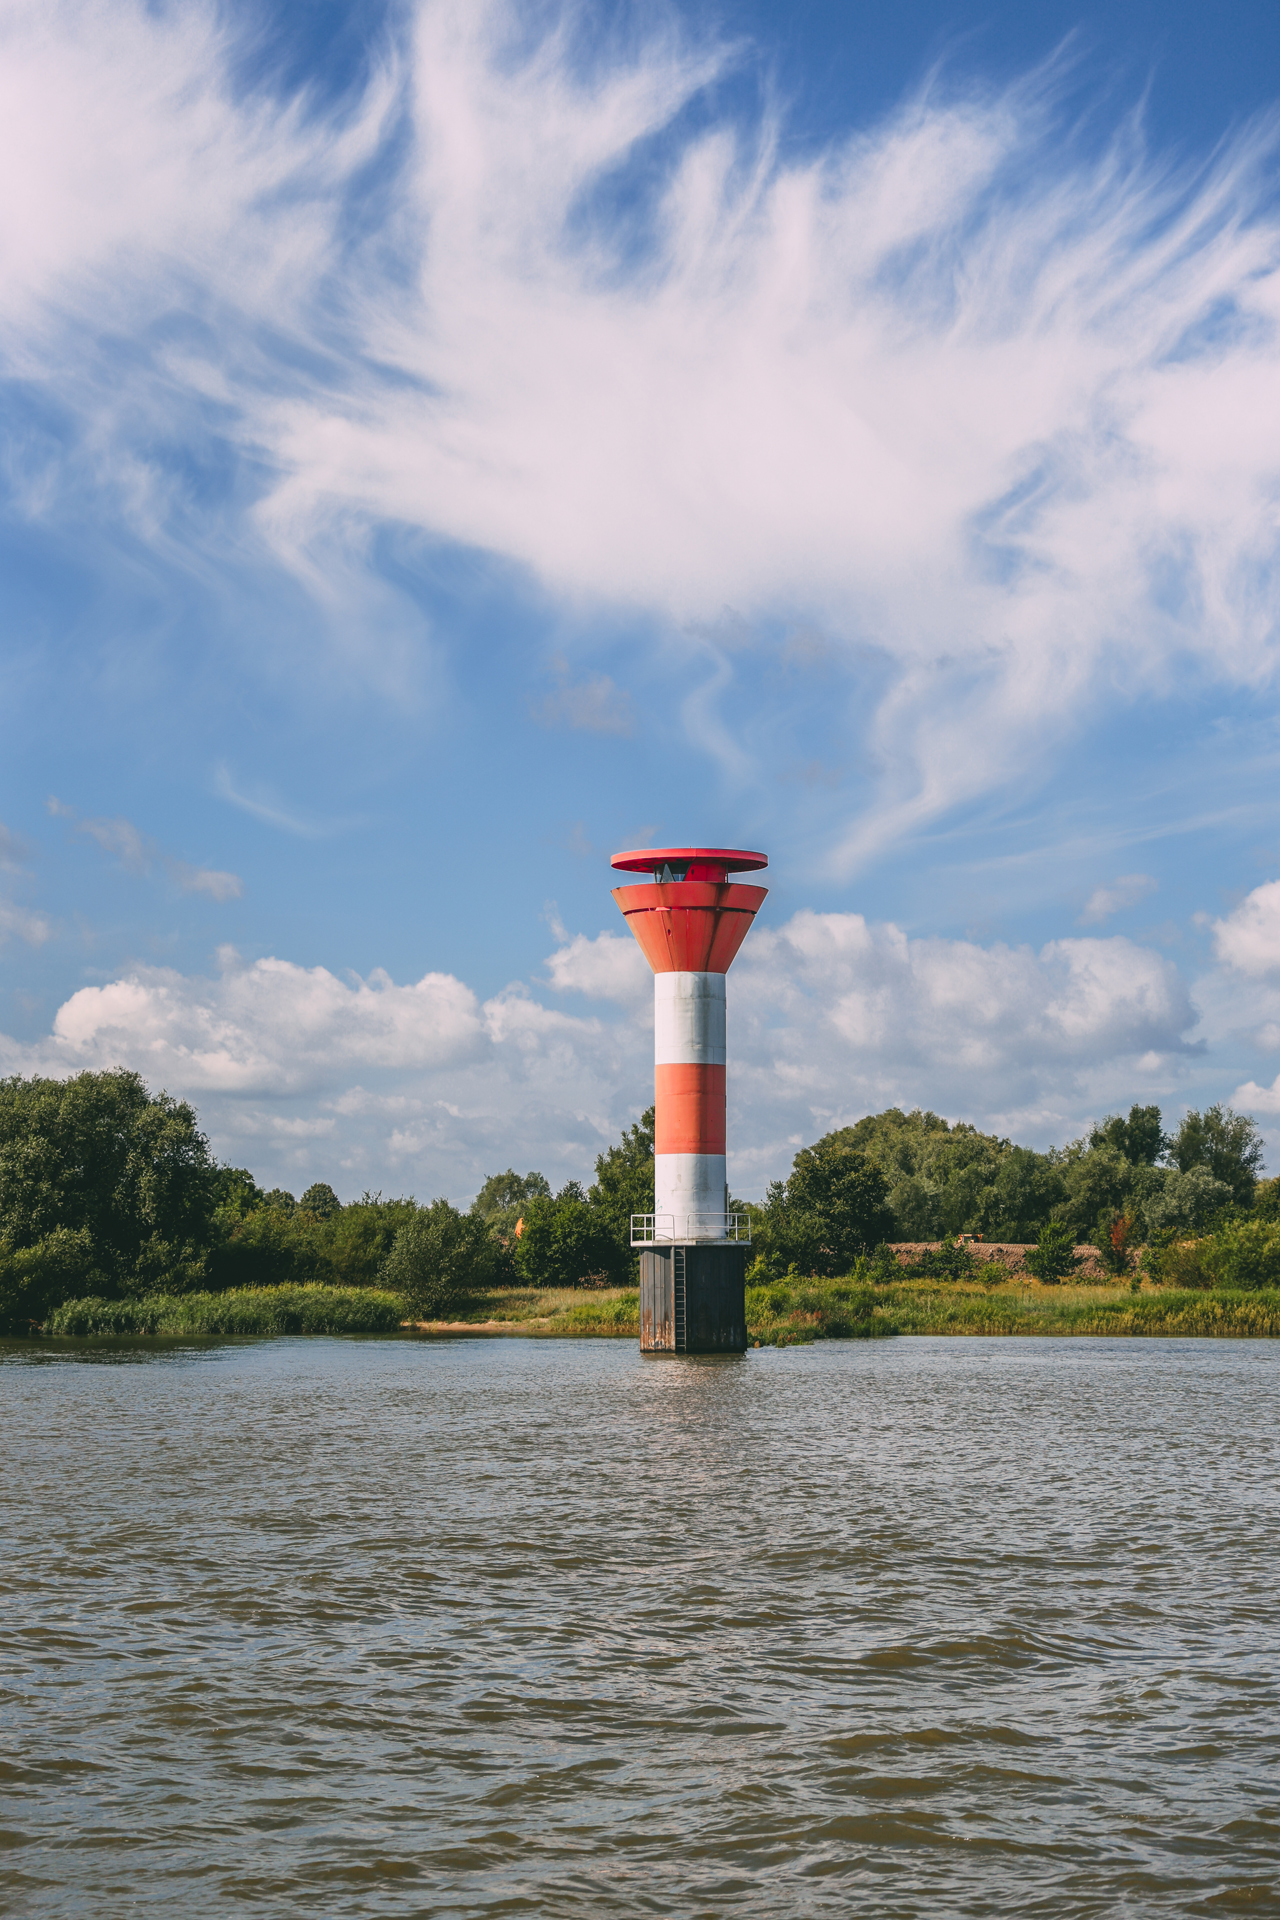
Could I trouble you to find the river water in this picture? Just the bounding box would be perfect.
[3,1334,1279,1917]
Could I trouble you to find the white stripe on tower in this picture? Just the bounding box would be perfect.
[654,971,726,1238]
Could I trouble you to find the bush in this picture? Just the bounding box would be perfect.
[1144,1231,1214,1288]
[382,1201,506,1319]
[0,1227,108,1329]
[1093,1210,1138,1277]
[513,1195,626,1289]
[1025,1220,1081,1285]
[903,1241,978,1282]
[1203,1217,1280,1292]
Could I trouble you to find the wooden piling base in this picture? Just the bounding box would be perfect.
[638,1242,748,1353]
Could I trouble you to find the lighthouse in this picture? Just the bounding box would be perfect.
[611,846,768,1352]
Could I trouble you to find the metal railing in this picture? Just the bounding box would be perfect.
[631,1212,753,1246]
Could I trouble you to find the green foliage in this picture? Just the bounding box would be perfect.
[1168,1103,1264,1206]
[587,1107,655,1249]
[1089,1104,1167,1166]
[513,1194,627,1289]
[470,1168,551,1236]
[1025,1220,1081,1285]
[1254,1176,1280,1220]
[47,1285,404,1337]
[1142,1166,1233,1234]
[902,1241,978,1282]
[211,1166,265,1216]
[1092,1210,1138,1277]
[0,1227,106,1329]
[0,1071,217,1318]
[1202,1217,1280,1291]
[382,1201,507,1319]
[754,1136,895,1276]
[745,1278,883,1344]
[297,1183,341,1220]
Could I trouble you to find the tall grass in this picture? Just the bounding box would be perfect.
[47,1286,405,1337]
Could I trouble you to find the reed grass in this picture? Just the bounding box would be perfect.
[47,1285,405,1337]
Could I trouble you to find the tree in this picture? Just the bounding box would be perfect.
[1025,1220,1080,1284]
[0,1070,217,1301]
[1093,1210,1138,1277]
[1168,1105,1264,1206]
[298,1183,341,1220]
[1089,1104,1167,1166]
[513,1195,626,1289]
[988,1147,1067,1242]
[470,1169,551,1237]
[588,1108,655,1248]
[212,1166,265,1217]
[767,1139,895,1276]
[1142,1167,1232,1235]
[382,1201,506,1319]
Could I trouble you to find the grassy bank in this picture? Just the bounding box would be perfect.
[46,1285,405,1337]
[33,1277,1280,1343]
[749,1277,1280,1342]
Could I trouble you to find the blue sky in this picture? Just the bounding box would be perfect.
[5,0,1280,1199]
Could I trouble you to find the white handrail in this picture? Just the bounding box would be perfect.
[631,1212,752,1246]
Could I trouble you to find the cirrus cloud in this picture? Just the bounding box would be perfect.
[5,1,1280,872]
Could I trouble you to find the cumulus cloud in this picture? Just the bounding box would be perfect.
[1079,873,1158,924]
[0,908,1207,1196]
[8,1,1280,868]
[1212,879,1280,977]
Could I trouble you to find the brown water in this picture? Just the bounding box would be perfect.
[3,1334,1280,1917]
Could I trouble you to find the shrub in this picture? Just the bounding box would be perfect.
[1093,1210,1138,1277]
[382,1201,506,1319]
[904,1241,978,1282]
[1025,1220,1081,1285]
[513,1195,626,1290]
[1203,1217,1280,1292]
[1144,1232,1214,1288]
[0,1227,107,1330]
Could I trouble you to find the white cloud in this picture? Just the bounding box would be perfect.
[0,899,51,947]
[49,798,243,902]
[543,927,650,1004]
[79,815,149,871]
[532,658,633,735]
[170,862,244,902]
[0,909,1207,1197]
[1212,879,1280,978]
[0,825,29,872]
[7,3,1280,867]
[1078,873,1158,925]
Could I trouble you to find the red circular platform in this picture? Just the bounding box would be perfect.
[610,846,768,875]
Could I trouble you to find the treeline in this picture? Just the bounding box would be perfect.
[0,1071,655,1329]
[1,1069,1275,1332]
[744,1101,1277,1283]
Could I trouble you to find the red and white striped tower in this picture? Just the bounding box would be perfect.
[611,847,768,1240]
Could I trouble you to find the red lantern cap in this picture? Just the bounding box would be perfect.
[611,846,767,882]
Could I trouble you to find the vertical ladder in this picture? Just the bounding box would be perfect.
[673,1246,686,1352]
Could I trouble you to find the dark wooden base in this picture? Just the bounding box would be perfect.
[639,1242,748,1353]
